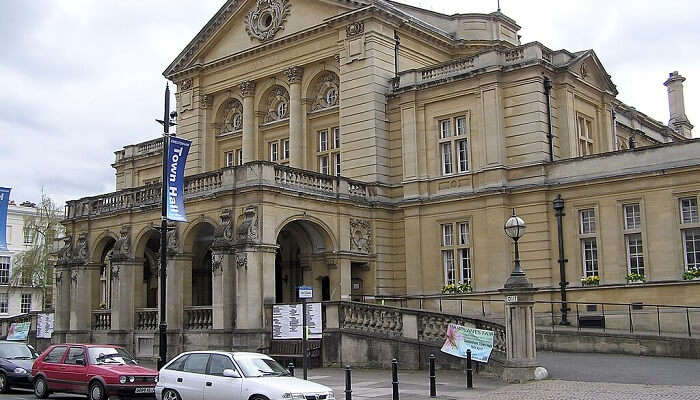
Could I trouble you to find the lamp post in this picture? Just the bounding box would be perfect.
[155,84,177,369]
[552,195,570,325]
[503,209,530,288]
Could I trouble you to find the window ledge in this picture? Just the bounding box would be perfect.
[216,130,242,138]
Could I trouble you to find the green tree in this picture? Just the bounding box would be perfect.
[11,192,63,311]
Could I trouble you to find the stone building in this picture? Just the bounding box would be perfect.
[57,0,699,357]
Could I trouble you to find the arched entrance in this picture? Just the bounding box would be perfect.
[275,219,334,303]
[184,222,215,307]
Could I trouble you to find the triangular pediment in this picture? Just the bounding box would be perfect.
[163,0,367,78]
[567,50,618,95]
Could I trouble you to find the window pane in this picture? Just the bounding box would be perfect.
[0,257,9,285]
[319,130,328,152]
[457,139,469,172]
[441,224,453,246]
[580,209,596,234]
[0,293,7,313]
[441,143,453,175]
[624,204,641,230]
[681,198,699,224]
[319,156,329,175]
[440,120,451,139]
[581,238,598,277]
[458,223,469,245]
[460,248,471,283]
[333,128,340,149]
[64,347,85,365]
[626,234,644,275]
[443,250,455,285]
[225,152,234,167]
[21,294,31,313]
[166,355,189,371]
[684,229,700,270]
[236,149,243,166]
[334,153,341,176]
[45,346,67,363]
[208,354,235,376]
[283,139,290,159]
[183,353,210,374]
[456,117,467,136]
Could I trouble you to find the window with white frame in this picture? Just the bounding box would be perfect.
[23,228,32,245]
[0,257,9,285]
[235,149,243,166]
[680,196,700,271]
[439,116,470,176]
[20,294,31,314]
[268,139,289,164]
[579,209,599,278]
[577,114,594,156]
[0,293,7,314]
[440,222,472,286]
[317,127,341,176]
[269,141,279,162]
[623,204,644,276]
[225,151,235,167]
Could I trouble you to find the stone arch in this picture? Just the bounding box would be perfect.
[306,70,340,112]
[90,231,118,264]
[215,97,244,134]
[302,61,340,98]
[181,216,219,253]
[257,83,290,124]
[274,214,337,253]
[132,225,159,259]
[182,219,217,307]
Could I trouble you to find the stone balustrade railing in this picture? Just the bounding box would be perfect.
[92,310,112,331]
[340,302,403,337]
[65,162,381,221]
[115,138,164,163]
[418,311,506,353]
[395,42,554,90]
[135,308,158,331]
[184,306,213,330]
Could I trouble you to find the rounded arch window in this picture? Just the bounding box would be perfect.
[277,101,288,119]
[325,87,338,107]
[232,113,243,130]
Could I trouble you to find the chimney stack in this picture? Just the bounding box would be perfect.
[664,71,693,138]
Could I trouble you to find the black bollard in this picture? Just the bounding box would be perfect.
[392,359,399,400]
[288,362,295,377]
[345,365,352,400]
[466,350,473,389]
[429,354,436,398]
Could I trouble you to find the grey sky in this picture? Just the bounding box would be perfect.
[1,0,697,207]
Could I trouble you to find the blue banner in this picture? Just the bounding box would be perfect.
[166,137,191,222]
[0,187,10,251]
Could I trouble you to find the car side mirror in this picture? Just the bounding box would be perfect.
[222,369,240,378]
[76,359,85,366]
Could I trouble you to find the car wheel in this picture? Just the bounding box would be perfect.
[250,396,270,400]
[89,381,106,400]
[33,376,49,399]
[162,389,182,400]
[0,372,8,394]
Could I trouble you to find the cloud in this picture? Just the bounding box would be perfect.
[1,0,697,208]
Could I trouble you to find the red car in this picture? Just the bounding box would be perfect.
[31,344,158,400]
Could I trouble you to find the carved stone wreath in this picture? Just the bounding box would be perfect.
[245,0,291,42]
[311,72,340,112]
[349,218,372,254]
[263,86,290,123]
[236,206,258,242]
[220,99,243,133]
[75,233,89,263]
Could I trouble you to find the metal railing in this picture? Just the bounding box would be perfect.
[353,294,700,337]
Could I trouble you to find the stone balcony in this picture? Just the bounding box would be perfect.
[65,162,390,221]
[113,137,163,164]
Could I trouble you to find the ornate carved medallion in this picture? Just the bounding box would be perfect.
[236,206,259,242]
[349,218,372,254]
[221,99,243,133]
[346,22,364,38]
[311,72,340,111]
[263,86,290,123]
[245,0,291,42]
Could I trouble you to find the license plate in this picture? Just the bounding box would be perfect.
[134,387,156,394]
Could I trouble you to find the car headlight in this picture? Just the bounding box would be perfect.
[13,367,27,374]
[129,376,135,383]
[119,376,127,384]
[282,394,306,400]
[326,391,335,400]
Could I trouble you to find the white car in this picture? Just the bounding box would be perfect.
[155,351,335,400]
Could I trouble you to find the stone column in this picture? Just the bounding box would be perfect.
[211,250,236,330]
[110,260,139,331]
[69,263,98,340]
[166,254,191,331]
[499,272,539,383]
[326,258,351,301]
[240,81,257,162]
[664,71,694,138]
[53,265,71,340]
[286,66,304,169]
[234,246,276,330]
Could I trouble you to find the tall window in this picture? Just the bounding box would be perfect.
[225,151,235,167]
[0,257,9,285]
[439,116,470,176]
[0,293,7,314]
[440,222,472,286]
[680,196,700,271]
[579,209,599,278]
[100,263,111,309]
[577,114,594,156]
[268,139,289,164]
[21,294,31,314]
[317,127,340,176]
[236,149,243,166]
[269,142,279,162]
[623,204,644,276]
[23,228,32,245]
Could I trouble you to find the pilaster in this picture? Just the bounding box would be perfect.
[166,254,192,331]
[110,259,140,331]
[234,245,277,329]
[69,263,99,331]
[286,66,305,169]
[240,81,257,162]
[211,249,236,330]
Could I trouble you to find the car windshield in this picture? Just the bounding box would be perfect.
[235,356,290,377]
[88,347,138,365]
[0,343,36,359]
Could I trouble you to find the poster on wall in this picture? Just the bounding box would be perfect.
[440,323,494,363]
[272,303,322,340]
[36,313,54,339]
[7,321,30,341]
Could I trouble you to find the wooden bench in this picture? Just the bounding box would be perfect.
[261,340,322,368]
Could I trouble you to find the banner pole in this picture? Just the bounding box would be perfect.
[158,84,171,370]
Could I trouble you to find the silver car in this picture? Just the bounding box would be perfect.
[155,351,335,400]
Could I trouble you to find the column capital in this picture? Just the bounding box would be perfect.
[285,66,304,84]
[199,94,213,109]
[239,81,257,97]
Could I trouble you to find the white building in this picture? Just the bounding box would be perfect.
[0,202,45,316]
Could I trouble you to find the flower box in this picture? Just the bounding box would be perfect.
[682,269,700,281]
[625,273,646,284]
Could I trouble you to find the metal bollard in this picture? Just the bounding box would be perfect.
[429,354,436,398]
[392,358,399,400]
[466,350,473,389]
[288,362,295,377]
[345,365,352,400]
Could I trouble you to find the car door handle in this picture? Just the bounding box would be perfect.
[206,382,212,387]
[177,378,183,383]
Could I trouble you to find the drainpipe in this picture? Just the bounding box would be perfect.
[394,30,400,78]
[544,77,554,162]
[553,195,569,325]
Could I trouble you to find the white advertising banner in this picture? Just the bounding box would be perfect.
[272,303,322,340]
[36,313,55,339]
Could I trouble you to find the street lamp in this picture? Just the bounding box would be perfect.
[552,195,570,325]
[504,209,531,288]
